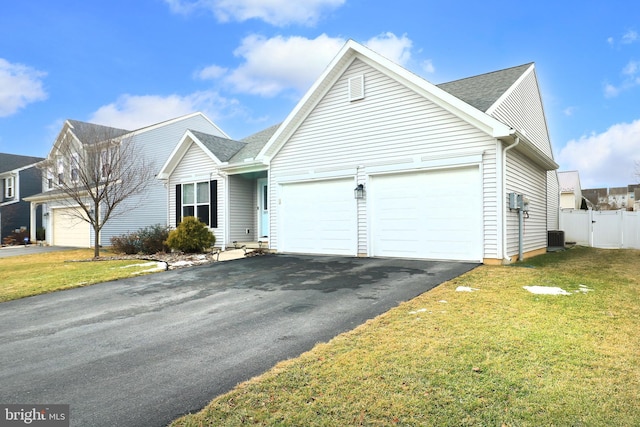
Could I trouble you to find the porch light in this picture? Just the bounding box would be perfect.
[354,183,365,199]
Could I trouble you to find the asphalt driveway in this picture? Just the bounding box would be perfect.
[0,255,477,427]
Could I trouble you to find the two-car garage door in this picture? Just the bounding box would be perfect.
[278,167,482,261]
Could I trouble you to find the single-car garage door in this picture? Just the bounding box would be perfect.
[52,207,90,247]
[370,166,482,261]
[279,178,357,255]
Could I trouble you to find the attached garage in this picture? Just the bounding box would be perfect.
[279,178,357,256]
[52,207,90,247]
[370,166,483,261]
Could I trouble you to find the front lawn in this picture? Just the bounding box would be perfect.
[171,247,640,426]
[0,248,157,302]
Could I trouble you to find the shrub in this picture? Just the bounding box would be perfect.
[110,233,139,254]
[137,224,170,254]
[165,216,215,253]
[110,224,170,255]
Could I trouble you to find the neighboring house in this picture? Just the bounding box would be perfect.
[25,113,227,247]
[583,185,639,211]
[0,153,44,243]
[163,40,558,264]
[609,187,629,209]
[558,171,584,209]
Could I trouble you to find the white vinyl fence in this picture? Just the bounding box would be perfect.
[559,209,640,249]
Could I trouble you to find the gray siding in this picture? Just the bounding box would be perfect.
[100,114,225,244]
[505,149,548,257]
[270,58,498,257]
[228,175,256,242]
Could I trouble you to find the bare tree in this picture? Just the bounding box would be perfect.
[39,123,155,257]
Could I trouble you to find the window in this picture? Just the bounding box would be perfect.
[176,180,217,228]
[5,176,14,198]
[182,182,210,226]
[71,153,80,182]
[57,158,64,185]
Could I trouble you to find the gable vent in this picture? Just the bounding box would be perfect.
[348,75,365,101]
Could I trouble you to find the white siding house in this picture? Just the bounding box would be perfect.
[258,40,557,263]
[158,40,558,264]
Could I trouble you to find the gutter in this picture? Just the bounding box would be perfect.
[502,134,520,263]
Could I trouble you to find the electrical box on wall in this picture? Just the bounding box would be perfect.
[508,193,530,212]
[508,193,519,210]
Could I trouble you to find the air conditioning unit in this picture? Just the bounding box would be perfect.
[548,230,565,248]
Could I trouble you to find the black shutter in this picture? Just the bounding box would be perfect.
[175,184,182,226]
[210,180,218,228]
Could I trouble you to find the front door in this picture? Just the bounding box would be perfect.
[258,178,269,238]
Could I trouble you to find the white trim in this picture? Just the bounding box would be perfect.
[367,153,484,175]
[275,168,357,185]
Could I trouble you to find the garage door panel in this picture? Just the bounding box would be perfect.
[53,207,90,247]
[371,167,482,261]
[280,179,356,256]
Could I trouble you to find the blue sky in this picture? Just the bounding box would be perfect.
[1,0,639,188]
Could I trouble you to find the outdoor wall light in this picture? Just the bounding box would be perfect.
[354,183,365,199]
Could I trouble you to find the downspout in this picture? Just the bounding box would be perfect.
[502,134,520,263]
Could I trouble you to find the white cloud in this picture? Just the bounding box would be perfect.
[421,59,435,74]
[195,64,228,80]
[0,58,48,117]
[164,0,345,26]
[557,119,640,187]
[200,32,419,98]
[622,29,638,44]
[224,34,346,97]
[364,32,413,66]
[623,60,639,76]
[604,60,640,97]
[88,92,239,130]
[563,106,576,116]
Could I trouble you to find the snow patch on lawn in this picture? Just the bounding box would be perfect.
[523,286,571,295]
[456,286,480,292]
[121,261,167,274]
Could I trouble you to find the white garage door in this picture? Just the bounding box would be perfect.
[279,178,357,255]
[370,167,482,261]
[53,207,90,247]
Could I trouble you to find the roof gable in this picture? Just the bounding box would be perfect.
[258,40,514,161]
[157,130,248,179]
[190,130,246,162]
[437,63,533,112]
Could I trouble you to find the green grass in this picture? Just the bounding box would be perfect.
[0,248,156,302]
[171,246,640,426]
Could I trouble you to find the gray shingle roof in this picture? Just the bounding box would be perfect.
[230,123,281,162]
[0,153,45,173]
[67,120,130,142]
[437,63,533,112]
[189,130,247,163]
